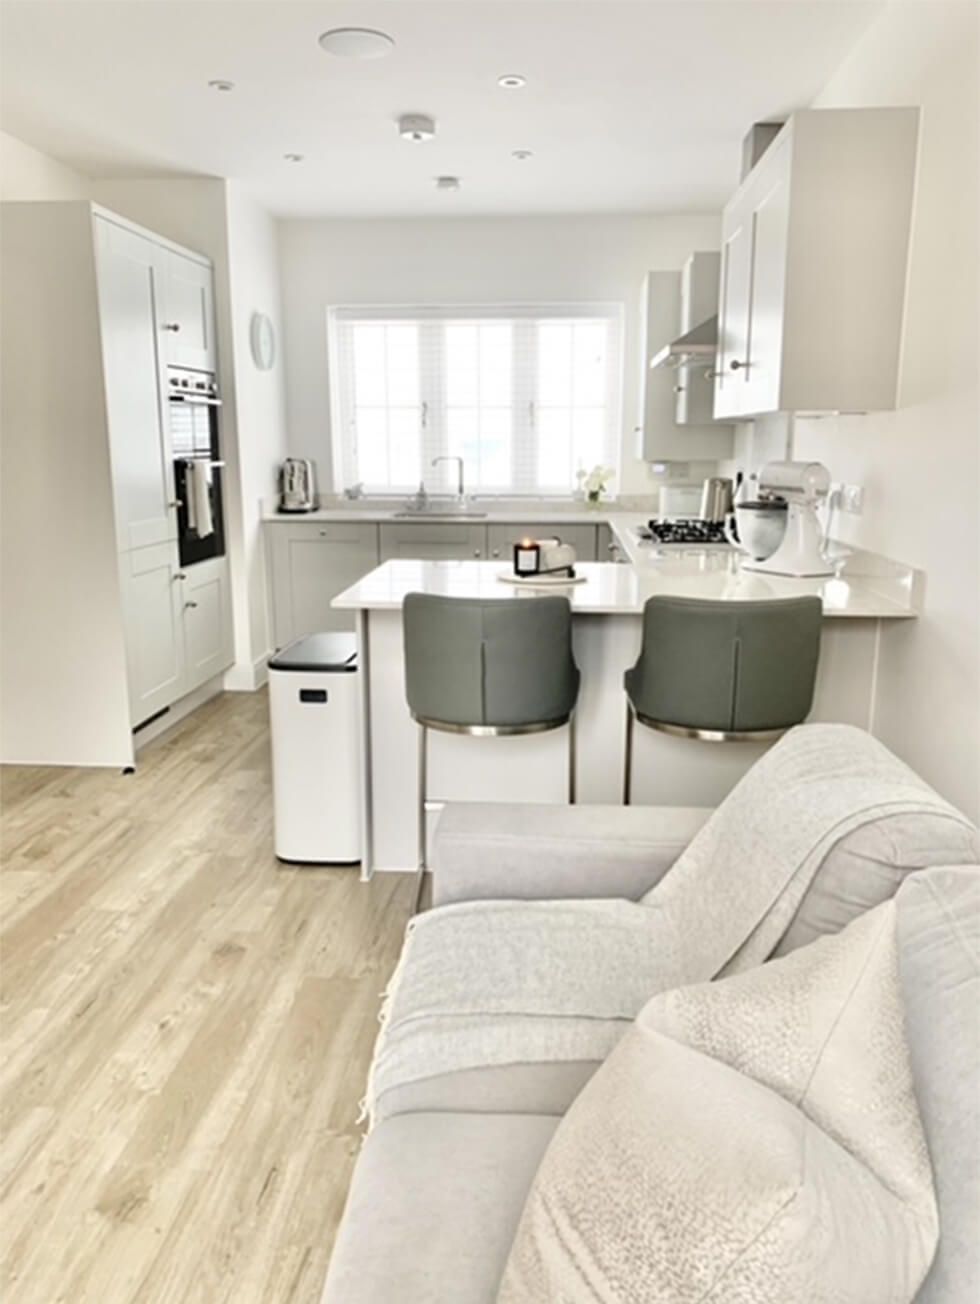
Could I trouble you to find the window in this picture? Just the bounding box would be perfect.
[328,304,623,495]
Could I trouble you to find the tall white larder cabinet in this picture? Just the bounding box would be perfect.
[0,201,234,767]
[714,108,920,419]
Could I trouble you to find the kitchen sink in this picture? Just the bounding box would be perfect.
[392,510,488,520]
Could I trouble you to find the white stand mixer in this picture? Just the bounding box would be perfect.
[742,461,835,578]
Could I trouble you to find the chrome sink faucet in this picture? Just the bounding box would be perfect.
[432,455,465,501]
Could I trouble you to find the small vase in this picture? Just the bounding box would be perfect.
[586,492,602,510]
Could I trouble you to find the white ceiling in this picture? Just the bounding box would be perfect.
[0,0,880,217]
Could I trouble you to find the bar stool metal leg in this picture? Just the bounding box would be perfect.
[623,701,634,806]
[568,714,577,805]
[414,722,428,912]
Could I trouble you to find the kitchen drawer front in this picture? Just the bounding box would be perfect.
[378,523,487,562]
[485,523,598,563]
[269,522,380,649]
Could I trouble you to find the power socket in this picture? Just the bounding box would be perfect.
[840,483,864,515]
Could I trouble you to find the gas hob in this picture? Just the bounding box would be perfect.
[636,518,730,546]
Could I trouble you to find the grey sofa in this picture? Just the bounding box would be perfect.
[323,785,979,1303]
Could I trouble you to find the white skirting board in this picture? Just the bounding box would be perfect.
[133,673,226,753]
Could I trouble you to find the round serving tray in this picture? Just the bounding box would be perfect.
[496,570,587,587]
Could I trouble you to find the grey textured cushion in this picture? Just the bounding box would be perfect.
[321,1112,557,1304]
[373,1059,600,1124]
[898,866,980,1304]
[500,899,938,1303]
[774,812,980,956]
[433,803,713,906]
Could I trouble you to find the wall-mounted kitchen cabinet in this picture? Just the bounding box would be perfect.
[269,522,380,648]
[637,271,733,463]
[0,200,233,767]
[673,253,723,428]
[714,107,919,420]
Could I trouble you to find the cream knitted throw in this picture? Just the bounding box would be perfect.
[367,725,974,1124]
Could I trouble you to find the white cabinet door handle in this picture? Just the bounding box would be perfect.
[163,322,181,333]
[184,600,198,610]
[473,550,482,558]
[173,571,187,582]
[168,499,182,509]
[730,359,751,371]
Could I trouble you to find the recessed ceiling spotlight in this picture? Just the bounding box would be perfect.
[498,74,526,89]
[435,176,461,191]
[512,149,533,160]
[208,79,235,92]
[398,113,436,142]
[319,27,395,59]
[284,153,304,163]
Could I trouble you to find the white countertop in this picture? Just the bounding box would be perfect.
[263,503,620,526]
[332,554,919,619]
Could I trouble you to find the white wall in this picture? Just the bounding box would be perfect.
[94,178,288,683]
[278,214,721,496]
[732,3,979,818]
[0,131,89,201]
[224,181,290,680]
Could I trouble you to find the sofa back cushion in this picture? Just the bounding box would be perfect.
[774,812,980,956]
[897,867,980,1304]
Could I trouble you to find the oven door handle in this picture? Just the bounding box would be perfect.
[169,394,223,407]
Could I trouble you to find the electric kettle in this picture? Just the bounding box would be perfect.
[278,459,316,513]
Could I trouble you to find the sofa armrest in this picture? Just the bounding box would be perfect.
[431,803,713,907]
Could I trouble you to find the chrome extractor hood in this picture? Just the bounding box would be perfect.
[648,314,718,370]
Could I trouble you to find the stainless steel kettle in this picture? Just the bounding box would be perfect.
[699,476,734,523]
[279,459,316,513]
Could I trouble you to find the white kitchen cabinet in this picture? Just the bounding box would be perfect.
[121,543,186,727]
[95,217,176,551]
[1,199,226,766]
[160,249,216,372]
[379,522,487,563]
[637,272,733,463]
[269,522,380,648]
[714,108,919,419]
[182,557,234,692]
[485,523,598,563]
[674,252,727,429]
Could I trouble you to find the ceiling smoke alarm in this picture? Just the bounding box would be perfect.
[435,176,461,191]
[398,114,436,142]
[318,28,395,59]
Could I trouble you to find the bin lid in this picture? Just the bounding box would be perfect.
[268,632,358,673]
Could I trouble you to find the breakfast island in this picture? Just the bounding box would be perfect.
[333,537,922,877]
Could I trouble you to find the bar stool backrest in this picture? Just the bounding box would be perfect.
[626,595,823,734]
[403,592,580,730]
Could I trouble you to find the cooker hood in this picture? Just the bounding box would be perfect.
[648,314,718,370]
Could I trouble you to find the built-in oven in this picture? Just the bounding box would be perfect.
[167,366,226,567]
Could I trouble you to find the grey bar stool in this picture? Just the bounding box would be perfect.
[623,595,823,804]
[404,592,581,882]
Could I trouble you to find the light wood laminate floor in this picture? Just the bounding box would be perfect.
[0,689,415,1304]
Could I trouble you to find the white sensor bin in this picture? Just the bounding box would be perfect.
[268,632,360,863]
